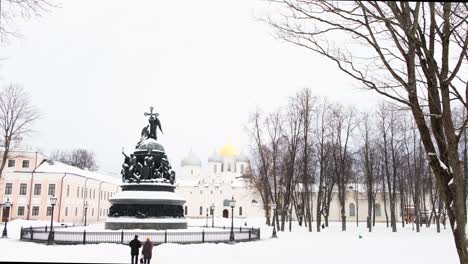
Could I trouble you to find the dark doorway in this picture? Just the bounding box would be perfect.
[223,209,229,218]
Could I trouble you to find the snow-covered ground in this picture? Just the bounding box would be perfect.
[0,218,459,263]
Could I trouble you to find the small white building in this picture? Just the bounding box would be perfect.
[175,143,264,219]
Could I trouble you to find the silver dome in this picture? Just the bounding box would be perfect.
[181,150,202,167]
[208,150,222,163]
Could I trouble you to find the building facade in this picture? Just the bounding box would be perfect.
[176,143,265,220]
[0,150,120,225]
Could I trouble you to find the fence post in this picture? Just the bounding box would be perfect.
[258,228,260,240]
[83,230,86,245]
[240,226,242,233]
[164,230,167,243]
[223,226,225,230]
[20,226,23,240]
[121,230,124,244]
[30,226,33,240]
[249,230,251,241]
[202,229,205,243]
[45,226,48,232]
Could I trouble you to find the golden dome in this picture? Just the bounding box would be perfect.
[220,142,239,156]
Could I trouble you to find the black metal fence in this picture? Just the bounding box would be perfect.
[19,225,261,245]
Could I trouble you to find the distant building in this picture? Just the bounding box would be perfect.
[0,150,120,224]
[294,184,401,224]
[176,143,265,219]
[175,143,405,223]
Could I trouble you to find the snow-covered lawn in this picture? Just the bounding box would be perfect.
[0,218,459,263]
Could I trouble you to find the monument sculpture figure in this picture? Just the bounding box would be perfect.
[106,107,187,230]
[136,106,163,148]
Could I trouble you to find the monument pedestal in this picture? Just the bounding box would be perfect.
[105,183,187,230]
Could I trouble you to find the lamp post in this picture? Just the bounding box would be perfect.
[2,197,11,238]
[271,203,278,238]
[84,201,89,226]
[210,203,215,228]
[229,197,236,242]
[47,195,57,245]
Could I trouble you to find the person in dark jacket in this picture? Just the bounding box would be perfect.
[129,235,142,264]
[142,237,154,264]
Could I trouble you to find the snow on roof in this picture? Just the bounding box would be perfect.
[34,160,121,185]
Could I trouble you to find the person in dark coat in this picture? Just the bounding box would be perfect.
[129,235,142,264]
[142,237,154,264]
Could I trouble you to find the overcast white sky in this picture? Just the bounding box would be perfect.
[0,0,381,177]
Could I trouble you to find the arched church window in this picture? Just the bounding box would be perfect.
[239,206,243,216]
[199,206,203,216]
[221,163,224,172]
[349,203,356,217]
[191,169,193,175]
[228,163,231,171]
[241,164,245,174]
[375,203,382,217]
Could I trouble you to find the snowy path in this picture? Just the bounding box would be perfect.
[0,218,459,263]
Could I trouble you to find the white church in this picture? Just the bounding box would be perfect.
[174,144,406,224]
[175,143,265,220]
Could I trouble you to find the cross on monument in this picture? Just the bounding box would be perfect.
[144,106,159,119]
[143,106,163,140]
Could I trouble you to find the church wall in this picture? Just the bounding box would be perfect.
[181,165,201,178]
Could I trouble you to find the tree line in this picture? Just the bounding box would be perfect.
[247,88,467,235]
[263,2,468,262]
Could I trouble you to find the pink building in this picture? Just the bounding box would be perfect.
[0,150,120,225]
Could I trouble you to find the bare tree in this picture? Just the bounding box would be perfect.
[329,103,358,231]
[279,95,303,231]
[377,102,401,232]
[50,148,98,171]
[0,0,57,42]
[314,97,332,231]
[267,2,468,261]
[297,88,317,232]
[0,84,39,178]
[358,112,378,232]
[247,108,277,225]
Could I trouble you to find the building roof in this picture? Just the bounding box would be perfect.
[34,160,121,185]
